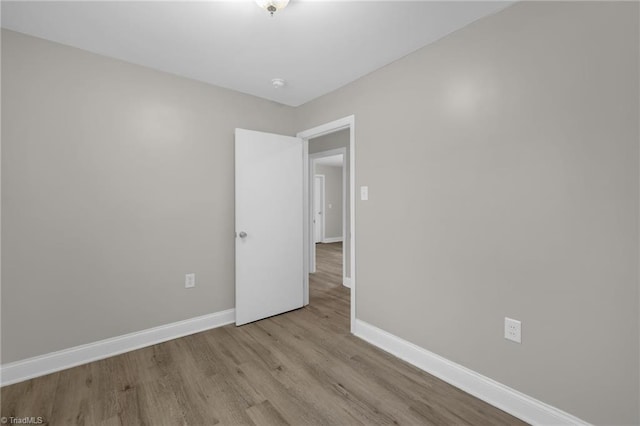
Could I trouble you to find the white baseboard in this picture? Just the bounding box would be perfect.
[322,237,343,243]
[1,309,236,387]
[343,277,352,288]
[353,319,589,426]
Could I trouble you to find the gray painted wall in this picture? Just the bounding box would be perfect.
[296,2,639,424]
[309,130,351,278]
[1,29,295,363]
[314,164,343,240]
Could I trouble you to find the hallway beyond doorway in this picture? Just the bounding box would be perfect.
[310,242,343,293]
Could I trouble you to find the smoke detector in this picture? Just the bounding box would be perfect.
[271,78,286,89]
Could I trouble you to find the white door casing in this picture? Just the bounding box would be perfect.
[298,115,355,332]
[235,128,304,326]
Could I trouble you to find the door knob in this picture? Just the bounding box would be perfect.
[238,231,248,238]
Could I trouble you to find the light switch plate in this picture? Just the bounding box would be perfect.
[360,186,369,201]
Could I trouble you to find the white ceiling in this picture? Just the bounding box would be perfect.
[1,1,511,107]
[315,154,343,167]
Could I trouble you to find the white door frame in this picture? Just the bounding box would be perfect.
[309,148,347,279]
[313,174,326,244]
[298,115,356,334]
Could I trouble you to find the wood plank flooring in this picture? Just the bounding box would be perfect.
[1,242,526,425]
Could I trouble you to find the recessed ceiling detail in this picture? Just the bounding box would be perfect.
[1,1,512,107]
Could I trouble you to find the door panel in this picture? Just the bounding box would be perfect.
[235,128,303,326]
[314,175,324,243]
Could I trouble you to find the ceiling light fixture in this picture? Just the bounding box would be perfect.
[255,0,289,17]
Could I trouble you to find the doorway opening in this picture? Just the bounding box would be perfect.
[311,150,346,266]
[297,116,355,333]
[310,151,346,298]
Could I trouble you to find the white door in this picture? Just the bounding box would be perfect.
[313,175,324,243]
[235,128,304,326]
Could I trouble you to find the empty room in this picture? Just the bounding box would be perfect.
[1,1,639,425]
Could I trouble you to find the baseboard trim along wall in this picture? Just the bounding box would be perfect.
[322,237,343,243]
[353,319,590,426]
[0,308,236,387]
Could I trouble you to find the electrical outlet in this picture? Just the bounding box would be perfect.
[185,273,195,289]
[504,317,521,343]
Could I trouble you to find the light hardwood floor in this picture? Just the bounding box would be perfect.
[1,242,526,425]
